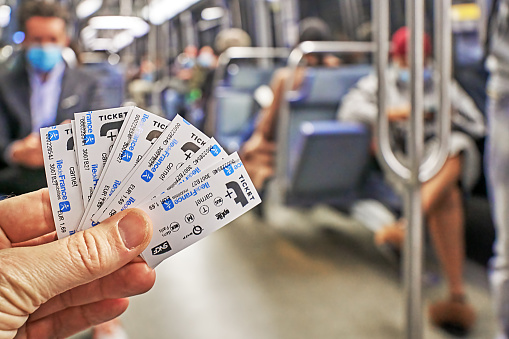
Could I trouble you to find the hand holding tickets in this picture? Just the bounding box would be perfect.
[40,107,261,268]
[0,189,155,338]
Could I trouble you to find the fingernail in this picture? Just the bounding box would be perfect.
[118,211,149,249]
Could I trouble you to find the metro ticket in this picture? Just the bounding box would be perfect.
[74,106,131,205]
[78,108,169,231]
[138,152,261,268]
[40,123,84,238]
[94,114,209,223]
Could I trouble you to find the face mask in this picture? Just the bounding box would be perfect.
[26,45,63,72]
[397,67,433,84]
[397,68,410,84]
[197,53,214,68]
[142,72,154,82]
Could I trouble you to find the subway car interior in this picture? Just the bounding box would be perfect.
[0,0,500,338]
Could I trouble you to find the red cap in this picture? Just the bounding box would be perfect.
[391,27,432,58]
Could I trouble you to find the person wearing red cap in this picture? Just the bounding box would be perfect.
[338,26,486,335]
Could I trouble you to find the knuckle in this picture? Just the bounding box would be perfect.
[66,231,109,277]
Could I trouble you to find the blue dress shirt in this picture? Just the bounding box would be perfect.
[28,61,66,133]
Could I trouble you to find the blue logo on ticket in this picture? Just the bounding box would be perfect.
[224,164,234,176]
[48,130,59,141]
[162,198,174,211]
[84,134,95,145]
[121,150,133,162]
[59,201,71,212]
[211,145,221,157]
[141,170,154,182]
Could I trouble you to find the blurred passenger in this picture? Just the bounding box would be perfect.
[128,55,156,109]
[338,27,485,335]
[482,0,509,337]
[0,1,103,195]
[162,45,199,120]
[186,46,218,128]
[214,28,252,55]
[240,17,339,189]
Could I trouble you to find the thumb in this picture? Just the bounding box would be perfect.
[4,209,152,310]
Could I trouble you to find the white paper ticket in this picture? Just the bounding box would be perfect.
[41,124,84,238]
[78,107,169,231]
[74,107,131,204]
[95,114,209,222]
[136,137,225,208]
[70,120,81,182]
[138,152,261,268]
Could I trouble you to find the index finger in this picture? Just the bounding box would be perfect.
[0,188,55,244]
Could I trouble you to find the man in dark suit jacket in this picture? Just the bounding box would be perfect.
[0,1,104,195]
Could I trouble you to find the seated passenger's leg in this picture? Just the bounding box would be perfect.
[422,156,464,298]
[421,156,476,333]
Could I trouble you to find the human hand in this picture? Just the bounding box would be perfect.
[387,105,411,121]
[240,132,276,189]
[10,133,44,168]
[0,189,155,339]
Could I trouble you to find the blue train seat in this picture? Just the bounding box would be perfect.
[214,88,256,151]
[285,121,372,207]
[286,64,372,148]
[213,65,279,151]
[223,65,276,90]
[279,64,376,207]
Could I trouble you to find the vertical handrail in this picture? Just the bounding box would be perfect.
[420,0,451,182]
[374,0,452,339]
[374,0,411,181]
[406,1,425,339]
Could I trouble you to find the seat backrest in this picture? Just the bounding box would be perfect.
[286,64,372,151]
[214,88,256,151]
[225,66,276,91]
[291,65,373,105]
[286,121,371,206]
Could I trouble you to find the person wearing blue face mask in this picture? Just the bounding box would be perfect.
[338,26,486,335]
[0,1,104,196]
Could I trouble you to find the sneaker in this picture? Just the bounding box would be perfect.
[429,296,476,337]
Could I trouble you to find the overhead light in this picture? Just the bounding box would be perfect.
[0,5,11,28]
[201,7,224,21]
[112,31,134,51]
[1,45,13,58]
[76,0,102,19]
[12,31,24,44]
[143,0,201,25]
[88,16,150,37]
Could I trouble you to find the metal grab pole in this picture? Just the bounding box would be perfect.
[374,0,452,338]
[373,2,424,337]
[406,1,425,338]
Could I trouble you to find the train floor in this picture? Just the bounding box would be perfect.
[73,192,497,339]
